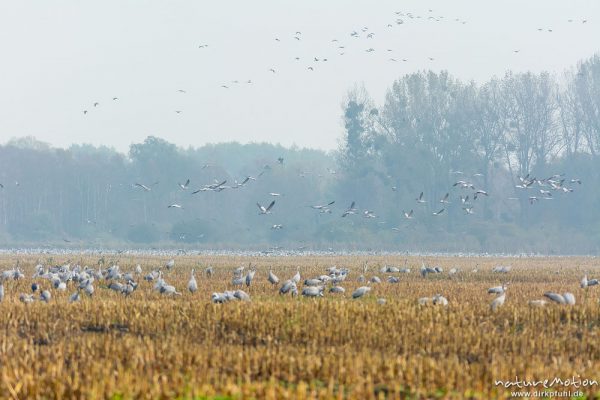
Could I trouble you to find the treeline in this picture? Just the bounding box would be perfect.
[337,53,600,253]
[0,137,340,249]
[1,54,600,253]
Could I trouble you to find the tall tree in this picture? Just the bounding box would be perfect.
[573,55,600,155]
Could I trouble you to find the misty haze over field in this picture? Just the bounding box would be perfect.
[1,1,600,253]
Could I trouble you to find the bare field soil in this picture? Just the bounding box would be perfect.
[0,255,599,399]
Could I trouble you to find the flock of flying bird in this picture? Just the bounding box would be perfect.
[78,8,593,115]
[0,154,583,244]
[128,160,582,236]
[0,259,597,310]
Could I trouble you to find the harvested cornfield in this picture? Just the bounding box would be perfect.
[0,254,599,399]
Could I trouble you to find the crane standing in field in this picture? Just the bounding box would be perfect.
[352,286,371,299]
[246,268,256,287]
[188,269,197,294]
[268,267,279,285]
[490,293,506,311]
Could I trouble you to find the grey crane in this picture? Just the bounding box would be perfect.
[234,289,251,301]
[19,293,35,303]
[268,267,279,285]
[40,290,51,303]
[212,292,228,303]
[490,293,506,311]
[159,284,181,296]
[302,286,324,297]
[245,269,256,287]
[69,290,81,303]
[279,280,296,295]
[352,286,371,299]
[528,300,547,307]
[488,284,508,295]
[544,292,575,305]
[292,269,301,284]
[432,294,448,306]
[188,269,197,294]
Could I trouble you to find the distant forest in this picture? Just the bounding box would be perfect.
[1,54,600,253]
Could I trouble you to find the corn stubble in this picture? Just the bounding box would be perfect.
[0,255,599,399]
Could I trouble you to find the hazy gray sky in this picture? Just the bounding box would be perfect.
[0,0,598,153]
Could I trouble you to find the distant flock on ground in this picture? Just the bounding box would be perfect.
[1,259,598,310]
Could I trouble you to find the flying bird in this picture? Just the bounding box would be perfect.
[257,201,276,214]
[342,201,357,217]
[310,201,335,210]
[178,179,190,190]
[192,180,227,194]
[363,210,377,219]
